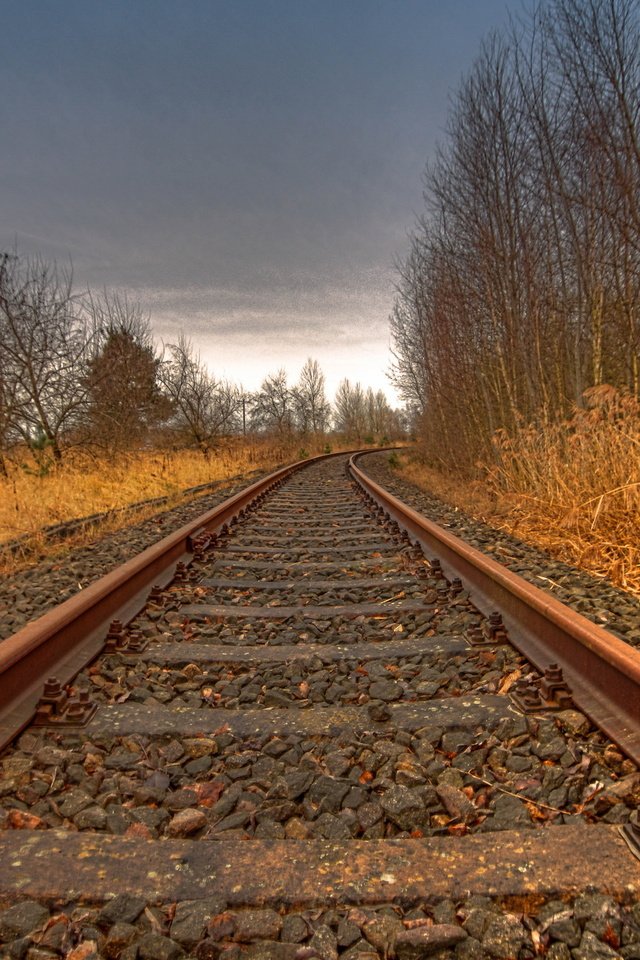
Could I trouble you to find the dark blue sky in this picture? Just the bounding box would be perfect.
[0,0,521,399]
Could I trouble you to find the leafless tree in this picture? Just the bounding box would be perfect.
[291,358,331,434]
[0,252,90,461]
[333,380,367,437]
[390,0,640,473]
[251,369,293,436]
[161,335,240,454]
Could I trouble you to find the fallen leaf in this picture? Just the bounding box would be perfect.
[66,944,98,960]
[447,823,468,836]
[124,822,153,840]
[498,668,522,694]
[4,809,47,830]
[195,780,226,806]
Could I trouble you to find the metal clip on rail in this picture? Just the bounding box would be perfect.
[33,677,97,727]
[510,664,573,712]
[466,611,509,646]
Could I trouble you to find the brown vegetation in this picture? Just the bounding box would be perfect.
[398,386,640,593]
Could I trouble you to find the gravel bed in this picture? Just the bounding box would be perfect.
[1,701,635,844]
[130,605,477,648]
[79,644,521,709]
[2,892,640,959]
[361,454,640,646]
[0,470,275,642]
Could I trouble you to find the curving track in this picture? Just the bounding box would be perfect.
[1,451,640,959]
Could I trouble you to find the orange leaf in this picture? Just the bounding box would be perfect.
[4,809,47,830]
[498,668,522,695]
[359,771,374,784]
[124,822,153,840]
[525,802,552,822]
[447,823,468,836]
[195,780,225,806]
[602,924,620,949]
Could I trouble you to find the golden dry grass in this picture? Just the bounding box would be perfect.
[399,386,640,595]
[0,437,346,573]
[0,443,271,542]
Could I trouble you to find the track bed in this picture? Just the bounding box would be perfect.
[1,454,639,959]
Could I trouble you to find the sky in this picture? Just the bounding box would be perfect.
[0,0,522,404]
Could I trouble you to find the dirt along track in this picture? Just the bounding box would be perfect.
[1,451,640,959]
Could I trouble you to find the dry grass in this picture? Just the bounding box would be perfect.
[0,437,343,573]
[0,443,270,542]
[399,386,640,594]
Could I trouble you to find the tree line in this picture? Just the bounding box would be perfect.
[0,252,403,473]
[390,0,640,471]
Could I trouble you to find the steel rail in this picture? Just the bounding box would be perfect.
[0,451,356,751]
[350,452,640,765]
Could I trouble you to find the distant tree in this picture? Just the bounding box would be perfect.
[365,387,397,438]
[251,369,293,435]
[333,379,367,437]
[84,292,169,451]
[291,358,331,433]
[161,335,240,455]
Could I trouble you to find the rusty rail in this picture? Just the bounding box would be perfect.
[350,452,640,765]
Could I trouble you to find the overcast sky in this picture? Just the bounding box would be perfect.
[0,0,521,403]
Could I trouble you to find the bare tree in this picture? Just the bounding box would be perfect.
[333,379,367,437]
[161,335,240,454]
[291,358,331,434]
[0,252,90,461]
[251,369,293,436]
[390,0,640,473]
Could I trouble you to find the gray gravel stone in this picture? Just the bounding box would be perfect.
[0,901,49,940]
[395,924,467,958]
[137,932,185,959]
[309,923,338,960]
[573,930,623,959]
[481,914,527,958]
[380,784,425,830]
[97,893,147,928]
[170,899,225,947]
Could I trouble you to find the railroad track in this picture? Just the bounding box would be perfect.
[1,451,640,959]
